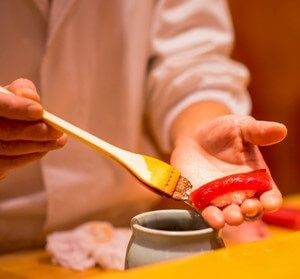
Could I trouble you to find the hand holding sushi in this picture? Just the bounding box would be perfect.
[171,101,287,229]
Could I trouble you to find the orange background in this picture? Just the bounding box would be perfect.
[228,0,300,195]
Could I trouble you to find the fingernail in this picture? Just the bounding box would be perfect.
[56,134,68,147]
[27,104,43,119]
[16,87,32,94]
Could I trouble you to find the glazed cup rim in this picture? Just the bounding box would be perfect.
[131,209,216,237]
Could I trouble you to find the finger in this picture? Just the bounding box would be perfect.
[223,204,244,226]
[201,206,225,229]
[0,93,43,120]
[260,186,283,212]
[0,135,67,156]
[6,78,40,102]
[239,116,287,146]
[244,212,263,222]
[0,119,63,141]
[7,78,37,91]
[241,198,263,218]
[0,152,47,174]
[16,88,40,102]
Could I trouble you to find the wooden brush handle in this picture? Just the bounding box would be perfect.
[42,110,130,161]
[0,85,182,198]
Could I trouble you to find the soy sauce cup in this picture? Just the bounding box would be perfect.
[125,209,225,269]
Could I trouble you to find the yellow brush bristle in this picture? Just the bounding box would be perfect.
[141,156,181,197]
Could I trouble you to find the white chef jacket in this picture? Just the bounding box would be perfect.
[0,0,251,252]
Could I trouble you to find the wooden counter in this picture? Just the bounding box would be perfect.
[0,195,299,279]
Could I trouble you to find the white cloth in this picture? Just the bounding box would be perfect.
[46,222,131,271]
[0,0,250,250]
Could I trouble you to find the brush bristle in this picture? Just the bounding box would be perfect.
[172,176,193,201]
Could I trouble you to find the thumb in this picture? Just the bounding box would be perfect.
[240,117,287,146]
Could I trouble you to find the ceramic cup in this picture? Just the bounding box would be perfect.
[125,209,224,269]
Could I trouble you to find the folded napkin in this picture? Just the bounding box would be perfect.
[46,222,131,271]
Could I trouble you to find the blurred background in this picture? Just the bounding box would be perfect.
[228,0,300,196]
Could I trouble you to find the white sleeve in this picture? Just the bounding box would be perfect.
[146,0,251,153]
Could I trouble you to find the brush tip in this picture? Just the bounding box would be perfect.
[172,176,193,201]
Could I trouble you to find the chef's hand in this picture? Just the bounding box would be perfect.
[170,101,287,229]
[0,78,67,179]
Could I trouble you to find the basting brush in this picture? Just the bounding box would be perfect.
[0,86,192,201]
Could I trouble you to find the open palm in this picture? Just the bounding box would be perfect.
[171,115,287,228]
